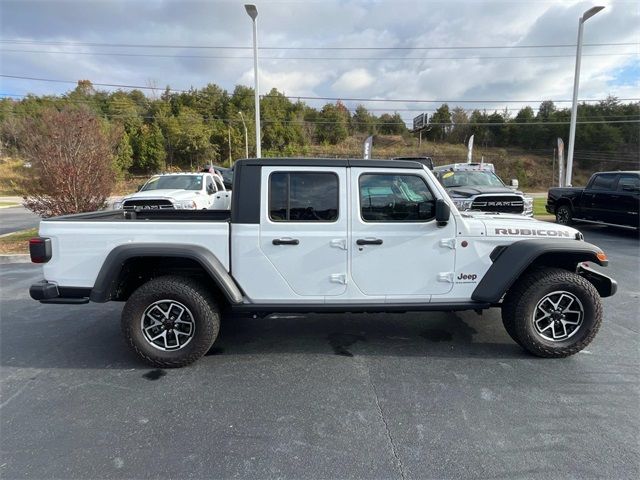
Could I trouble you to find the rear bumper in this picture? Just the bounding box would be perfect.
[30,280,91,304]
[577,264,617,298]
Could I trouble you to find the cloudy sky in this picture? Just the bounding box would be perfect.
[1,0,638,123]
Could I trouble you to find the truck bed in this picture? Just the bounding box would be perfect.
[39,209,231,289]
[45,209,231,222]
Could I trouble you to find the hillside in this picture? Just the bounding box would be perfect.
[274,134,596,191]
[1,135,601,196]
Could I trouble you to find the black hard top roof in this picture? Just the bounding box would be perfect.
[235,157,424,169]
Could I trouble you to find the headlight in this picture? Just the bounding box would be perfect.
[524,196,534,216]
[453,199,474,211]
[112,201,122,210]
[176,200,197,209]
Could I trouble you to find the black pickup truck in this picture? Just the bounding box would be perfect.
[547,171,639,229]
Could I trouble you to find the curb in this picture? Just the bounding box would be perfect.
[0,254,31,265]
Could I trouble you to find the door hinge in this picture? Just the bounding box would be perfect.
[437,272,454,283]
[439,238,456,249]
[330,239,347,250]
[330,274,347,285]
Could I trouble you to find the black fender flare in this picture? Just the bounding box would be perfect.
[89,243,244,304]
[471,239,609,303]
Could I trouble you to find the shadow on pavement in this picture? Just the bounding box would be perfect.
[1,301,527,371]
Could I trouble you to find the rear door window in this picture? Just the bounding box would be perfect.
[617,174,639,192]
[269,172,339,222]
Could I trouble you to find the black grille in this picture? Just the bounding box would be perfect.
[471,195,524,214]
[122,199,174,211]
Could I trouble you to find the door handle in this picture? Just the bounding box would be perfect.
[272,238,300,246]
[356,238,383,246]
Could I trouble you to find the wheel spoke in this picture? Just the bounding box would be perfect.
[149,330,166,342]
[536,321,553,332]
[563,318,581,325]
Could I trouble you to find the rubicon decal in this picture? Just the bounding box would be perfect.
[495,228,571,237]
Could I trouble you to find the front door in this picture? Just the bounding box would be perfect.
[259,167,348,297]
[350,168,456,298]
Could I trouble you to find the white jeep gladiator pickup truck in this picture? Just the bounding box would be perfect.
[113,172,231,211]
[29,158,617,367]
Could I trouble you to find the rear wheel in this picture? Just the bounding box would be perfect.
[501,268,602,357]
[121,276,220,367]
[555,204,573,225]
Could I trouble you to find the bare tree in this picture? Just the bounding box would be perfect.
[19,107,120,217]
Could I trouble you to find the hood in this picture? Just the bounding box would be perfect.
[123,189,201,201]
[471,212,581,239]
[447,186,522,197]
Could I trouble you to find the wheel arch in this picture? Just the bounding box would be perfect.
[555,198,573,211]
[89,244,244,305]
[472,239,609,303]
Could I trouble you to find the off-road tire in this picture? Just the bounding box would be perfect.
[501,267,602,357]
[555,204,573,225]
[121,276,220,367]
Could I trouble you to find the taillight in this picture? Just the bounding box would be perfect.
[29,237,52,263]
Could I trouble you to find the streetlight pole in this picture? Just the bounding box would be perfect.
[244,4,261,158]
[565,5,604,187]
[238,111,249,158]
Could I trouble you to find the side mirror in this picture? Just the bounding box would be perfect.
[622,185,639,193]
[510,179,519,189]
[435,198,451,226]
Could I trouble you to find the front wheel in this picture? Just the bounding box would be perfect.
[501,268,602,357]
[556,204,573,225]
[121,276,220,367]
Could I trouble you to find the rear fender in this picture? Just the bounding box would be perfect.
[90,244,243,304]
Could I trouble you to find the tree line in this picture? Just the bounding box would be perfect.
[0,80,637,177]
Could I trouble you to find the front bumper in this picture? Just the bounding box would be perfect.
[30,280,90,304]
[577,264,617,298]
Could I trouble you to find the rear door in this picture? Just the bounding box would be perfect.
[259,167,348,296]
[350,168,456,297]
[213,175,231,209]
[614,173,640,227]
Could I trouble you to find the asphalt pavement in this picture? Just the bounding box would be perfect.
[0,225,638,479]
[0,206,40,235]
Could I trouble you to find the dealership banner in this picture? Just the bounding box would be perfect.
[363,136,373,159]
[557,138,565,187]
[467,135,474,163]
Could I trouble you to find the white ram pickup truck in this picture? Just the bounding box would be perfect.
[29,158,617,367]
[113,172,231,211]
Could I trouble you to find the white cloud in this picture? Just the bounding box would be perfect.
[332,69,375,92]
[1,0,638,118]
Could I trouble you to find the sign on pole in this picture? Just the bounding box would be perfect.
[363,136,373,159]
[557,138,565,188]
[412,113,425,131]
[467,135,474,163]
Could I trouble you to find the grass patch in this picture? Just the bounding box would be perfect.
[0,201,19,208]
[533,197,547,216]
[533,197,554,220]
[0,228,37,255]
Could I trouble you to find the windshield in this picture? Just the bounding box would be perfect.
[439,170,505,188]
[141,175,203,191]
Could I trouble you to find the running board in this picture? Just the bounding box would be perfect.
[232,302,491,314]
